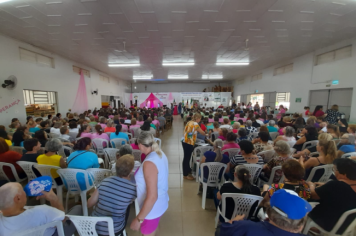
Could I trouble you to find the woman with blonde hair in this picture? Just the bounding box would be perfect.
[131,132,168,236]
[104,120,115,133]
[299,139,337,181]
[293,133,332,158]
[182,113,207,180]
[327,124,340,139]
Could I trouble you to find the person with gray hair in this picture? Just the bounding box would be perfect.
[130,132,168,235]
[262,140,292,183]
[218,189,311,236]
[157,112,166,129]
[50,121,62,135]
[245,120,257,135]
[274,126,296,146]
[0,182,82,235]
[37,138,67,185]
[267,120,278,132]
[118,144,133,158]
[232,122,240,133]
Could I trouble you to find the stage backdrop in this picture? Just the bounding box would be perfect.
[124,92,232,109]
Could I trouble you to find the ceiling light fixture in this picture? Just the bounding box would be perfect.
[108,63,140,67]
[202,75,223,79]
[168,75,189,79]
[133,76,152,80]
[162,62,195,66]
[216,62,249,66]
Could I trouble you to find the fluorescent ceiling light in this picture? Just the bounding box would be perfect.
[194,81,210,83]
[133,76,152,80]
[0,0,12,3]
[202,75,223,79]
[108,63,140,67]
[162,62,194,66]
[168,75,189,79]
[216,62,249,66]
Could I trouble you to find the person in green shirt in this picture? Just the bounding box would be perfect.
[147,117,156,130]
[88,116,97,126]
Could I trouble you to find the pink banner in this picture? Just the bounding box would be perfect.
[72,71,88,114]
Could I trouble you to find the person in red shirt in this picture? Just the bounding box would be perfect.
[218,104,224,108]
[0,138,26,181]
[312,105,326,118]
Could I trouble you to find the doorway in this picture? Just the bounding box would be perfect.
[309,88,353,120]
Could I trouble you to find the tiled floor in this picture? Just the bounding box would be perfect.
[125,115,217,236]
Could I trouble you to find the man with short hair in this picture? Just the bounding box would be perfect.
[20,138,42,177]
[0,183,81,236]
[157,112,166,129]
[218,189,311,236]
[88,155,137,236]
[60,126,74,142]
[220,118,233,130]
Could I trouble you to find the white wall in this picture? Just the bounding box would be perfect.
[233,38,356,123]
[0,34,128,125]
[132,82,232,93]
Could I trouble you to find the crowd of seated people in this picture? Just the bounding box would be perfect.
[181,103,356,235]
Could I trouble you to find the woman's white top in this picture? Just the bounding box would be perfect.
[69,128,79,133]
[135,151,169,219]
[50,127,60,134]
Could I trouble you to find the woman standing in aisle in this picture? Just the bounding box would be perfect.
[130,132,169,236]
[182,113,207,180]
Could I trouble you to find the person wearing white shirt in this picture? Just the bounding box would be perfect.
[0,183,82,236]
[220,118,232,130]
[50,121,62,135]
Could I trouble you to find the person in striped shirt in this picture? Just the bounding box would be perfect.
[225,140,264,181]
[88,154,137,236]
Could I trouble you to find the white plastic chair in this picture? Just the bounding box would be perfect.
[290,148,296,154]
[57,169,94,216]
[154,138,162,149]
[0,162,27,182]
[191,146,214,182]
[269,132,279,141]
[13,220,64,236]
[86,168,111,187]
[341,152,356,159]
[211,131,219,140]
[223,148,240,158]
[197,162,227,209]
[132,149,142,163]
[104,148,118,169]
[110,138,127,149]
[16,161,38,183]
[9,146,25,155]
[91,138,109,156]
[68,132,78,141]
[303,209,356,236]
[129,138,137,144]
[215,193,263,228]
[48,133,60,139]
[58,138,71,143]
[34,164,64,206]
[130,127,140,138]
[306,164,334,183]
[257,150,276,163]
[260,166,284,186]
[66,215,127,236]
[242,164,263,185]
[249,132,259,139]
[302,140,319,151]
[58,146,73,158]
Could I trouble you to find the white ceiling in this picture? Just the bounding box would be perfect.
[1,0,356,82]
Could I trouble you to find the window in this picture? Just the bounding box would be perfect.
[236,96,241,103]
[275,92,290,109]
[274,64,293,76]
[236,79,244,85]
[100,74,110,83]
[251,73,262,81]
[23,90,56,105]
[73,65,90,77]
[316,46,352,66]
[19,48,54,68]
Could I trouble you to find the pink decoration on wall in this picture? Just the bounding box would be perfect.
[72,71,88,113]
[168,92,174,101]
[140,93,163,108]
[130,93,133,100]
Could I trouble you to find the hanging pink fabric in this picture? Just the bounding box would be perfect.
[130,93,133,100]
[167,92,174,103]
[72,70,89,114]
[140,93,163,108]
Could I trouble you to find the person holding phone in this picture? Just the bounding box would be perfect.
[299,140,337,182]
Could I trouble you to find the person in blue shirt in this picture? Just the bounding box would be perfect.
[67,137,100,190]
[337,134,356,158]
[267,120,278,132]
[28,120,40,134]
[217,189,312,236]
[110,124,129,148]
